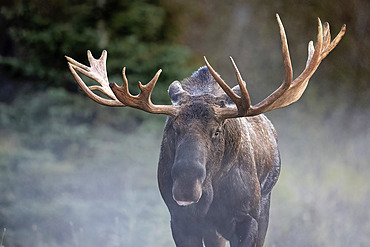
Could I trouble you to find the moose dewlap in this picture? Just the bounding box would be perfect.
[66,14,345,247]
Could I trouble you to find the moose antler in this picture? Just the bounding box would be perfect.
[205,13,346,118]
[66,50,178,116]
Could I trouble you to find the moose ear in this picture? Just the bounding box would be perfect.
[220,85,243,106]
[168,81,188,105]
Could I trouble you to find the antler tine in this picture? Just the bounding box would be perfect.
[229,56,251,112]
[205,56,254,117]
[276,13,294,86]
[322,24,346,59]
[323,22,331,49]
[115,67,161,102]
[138,69,162,102]
[290,17,323,89]
[109,68,178,116]
[307,18,323,75]
[119,67,131,97]
[251,14,294,114]
[66,50,124,106]
[306,41,315,67]
[204,56,240,105]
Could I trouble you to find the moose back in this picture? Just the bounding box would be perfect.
[66,14,345,247]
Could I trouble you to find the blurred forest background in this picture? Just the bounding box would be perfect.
[0,0,369,246]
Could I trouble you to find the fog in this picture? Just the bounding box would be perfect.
[1,94,368,246]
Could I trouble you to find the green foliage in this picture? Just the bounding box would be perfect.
[0,0,99,83]
[0,0,194,103]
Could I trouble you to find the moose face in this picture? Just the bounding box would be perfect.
[168,96,225,206]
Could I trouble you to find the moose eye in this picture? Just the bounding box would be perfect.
[214,129,221,137]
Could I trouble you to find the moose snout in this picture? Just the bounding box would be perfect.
[171,134,206,206]
[171,160,205,206]
[172,178,203,206]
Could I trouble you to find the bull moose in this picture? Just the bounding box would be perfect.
[66,14,345,247]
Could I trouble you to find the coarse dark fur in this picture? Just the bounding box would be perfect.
[157,67,281,247]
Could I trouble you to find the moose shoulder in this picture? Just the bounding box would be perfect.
[66,14,345,247]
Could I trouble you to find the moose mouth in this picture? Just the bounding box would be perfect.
[174,199,196,206]
[172,189,201,206]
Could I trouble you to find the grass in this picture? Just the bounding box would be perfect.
[1,228,6,247]
[0,88,369,246]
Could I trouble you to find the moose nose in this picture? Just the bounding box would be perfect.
[172,178,202,206]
